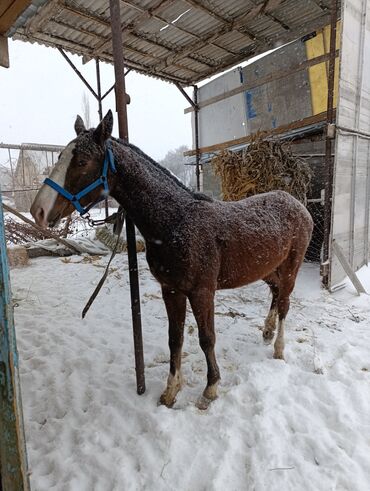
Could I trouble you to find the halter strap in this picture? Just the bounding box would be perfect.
[44,141,117,216]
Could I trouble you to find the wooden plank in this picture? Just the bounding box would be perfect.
[184,111,332,156]
[0,36,9,68]
[332,240,367,295]
[184,51,339,114]
[0,0,32,35]
[0,189,30,491]
[0,1,14,19]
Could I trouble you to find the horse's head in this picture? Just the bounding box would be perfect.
[30,110,114,228]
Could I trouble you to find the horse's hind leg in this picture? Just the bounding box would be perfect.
[274,249,304,360]
[188,288,220,409]
[159,286,186,408]
[262,274,279,344]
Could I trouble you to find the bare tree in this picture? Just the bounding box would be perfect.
[159,145,195,188]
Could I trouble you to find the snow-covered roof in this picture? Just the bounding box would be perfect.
[2,0,339,86]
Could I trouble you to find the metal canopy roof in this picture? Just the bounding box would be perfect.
[5,0,337,85]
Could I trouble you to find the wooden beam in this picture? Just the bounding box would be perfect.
[26,0,62,34]
[93,0,175,55]
[118,0,235,56]
[58,2,203,76]
[184,111,332,156]
[14,29,189,84]
[185,50,339,113]
[184,0,257,41]
[332,240,367,295]
[0,35,9,67]
[0,191,30,491]
[0,0,32,34]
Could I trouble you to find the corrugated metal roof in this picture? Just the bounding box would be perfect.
[6,0,339,85]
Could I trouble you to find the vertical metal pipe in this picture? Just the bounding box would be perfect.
[95,58,108,217]
[322,0,337,288]
[194,85,201,191]
[109,0,129,142]
[109,0,145,395]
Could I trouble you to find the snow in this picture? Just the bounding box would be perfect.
[10,255,370,491]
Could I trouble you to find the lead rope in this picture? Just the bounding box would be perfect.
[82,208,126,318]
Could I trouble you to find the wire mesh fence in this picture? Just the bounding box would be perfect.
[0,143,113,246]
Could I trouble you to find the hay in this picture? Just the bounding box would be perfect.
[7,246,29,268]
[96,226,146,253]
[211,134,311,204]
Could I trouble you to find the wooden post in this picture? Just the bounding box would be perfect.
[332,240,367,295]
[0,36,9,68]
[0,189,30,490]
[322,0,338,288]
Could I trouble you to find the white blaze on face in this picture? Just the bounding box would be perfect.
[31,142,76,227]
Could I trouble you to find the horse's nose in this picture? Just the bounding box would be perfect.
[31,204,48,228]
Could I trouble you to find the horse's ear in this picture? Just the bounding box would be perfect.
[74,115,86,135]
[93,110,113,147]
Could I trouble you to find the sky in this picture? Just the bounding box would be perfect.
[0,39,193,161]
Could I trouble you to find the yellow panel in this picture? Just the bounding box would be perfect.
[306,31,328,115]
[305,21,341,114]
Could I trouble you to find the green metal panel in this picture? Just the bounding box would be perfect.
[0,188,30,491]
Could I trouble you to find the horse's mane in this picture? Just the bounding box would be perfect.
[112,137,213,202]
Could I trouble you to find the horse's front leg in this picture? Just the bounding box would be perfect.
[188,288,220,409]
[159,286,187,408]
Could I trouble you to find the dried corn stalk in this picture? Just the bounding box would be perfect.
[212,134,311,204]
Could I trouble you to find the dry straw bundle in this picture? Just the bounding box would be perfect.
[212,134,311,204]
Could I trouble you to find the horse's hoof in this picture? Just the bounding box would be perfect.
[203,383,218,401]
[263,330,274,345]
[273,352,285,361]
[196,395,213,410]
[158,393,176,408]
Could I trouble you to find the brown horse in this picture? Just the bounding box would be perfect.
[30,111,313,409]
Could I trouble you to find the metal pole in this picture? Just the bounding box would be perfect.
[109,0,145,395]
[109,1,129,142]
[101,68,132,101]
[58,47,99,100]
[95,58,109,217]
[322,0,337,288]
[194,85,201,191]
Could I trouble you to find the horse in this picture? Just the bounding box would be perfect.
[30,111,313,409]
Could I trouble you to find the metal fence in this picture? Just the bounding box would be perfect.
[0,142,111,245]
[0,143,64,212]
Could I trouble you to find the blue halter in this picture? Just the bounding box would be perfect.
[44,141,117,217]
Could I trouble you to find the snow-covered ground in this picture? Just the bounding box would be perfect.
[10,253,370,491]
